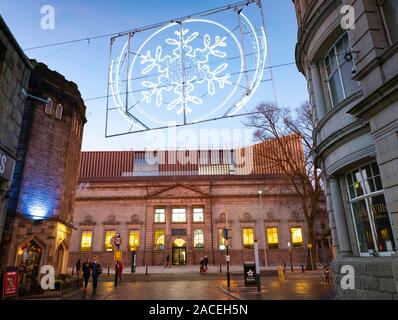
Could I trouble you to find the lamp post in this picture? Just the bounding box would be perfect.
[288,241,293,272]
[225,208,230,288]
[258,191,268,269]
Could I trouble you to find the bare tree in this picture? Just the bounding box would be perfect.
[245,101,324,270]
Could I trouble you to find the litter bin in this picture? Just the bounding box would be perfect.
[243,262,256,287]
[131,251,137,273]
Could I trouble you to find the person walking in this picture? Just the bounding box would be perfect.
[204,256,209,271]
[82,259,91,292]
[115,260,123,282]
[91,257,102,294]
[75,259,81,278]
[164,254,171,268]
[199,257,205,273]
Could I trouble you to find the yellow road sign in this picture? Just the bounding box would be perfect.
[114,250,122,261]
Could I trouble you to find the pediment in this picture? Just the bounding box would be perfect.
[148,184,208,198]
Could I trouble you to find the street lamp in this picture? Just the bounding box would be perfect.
[258,190,268,269]
[288,241,293,272]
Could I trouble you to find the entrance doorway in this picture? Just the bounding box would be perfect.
[172,239,186,265]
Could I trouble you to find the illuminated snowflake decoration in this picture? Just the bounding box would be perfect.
[140,28,231,115]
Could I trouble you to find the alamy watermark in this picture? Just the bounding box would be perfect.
[41,5,55,30]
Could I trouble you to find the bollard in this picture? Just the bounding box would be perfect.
[278,266,285,281]
[219,264,222,273]
[301,265,304,273]
[283,261,286,270]
[146,265,148,276]
[72,267,74,276]
[107,266,110,275]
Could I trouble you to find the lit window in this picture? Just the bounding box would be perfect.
[218,229,226,250]
[324,33,359,107]
[55,104,63,120]
[45,98,53,114]
[129,230,140,251]
[242,228,254,249]
[193,207,204,222]
[380,0,398,44]
[80,231,92,251]
[194,229,204,248]
[267,227,279,249]
[154,229,165,250]
[172,208,186,222]
[104,230,116,252]
[154,208,165,223]
[346,162,395,254]
[291,228,303,248]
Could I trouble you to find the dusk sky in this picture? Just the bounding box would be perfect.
[0,0,308,150]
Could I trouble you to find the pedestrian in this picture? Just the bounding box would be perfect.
[115,260,123,282]
[164,254,171,268]
[75,259,81,278]
[204,256,208,271]
[91,257,102,294]
[199,257,205,273]
[82,259,91,292]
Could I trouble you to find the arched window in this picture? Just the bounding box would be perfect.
[45,98,53,114]
[55,104,63,120]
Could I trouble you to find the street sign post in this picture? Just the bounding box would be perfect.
[112,234,122,287]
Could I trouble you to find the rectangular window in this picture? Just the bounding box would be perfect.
[172,208,186,222]
[129,230,140,251]
[346,162,396,254]
[45,98,53,115]
[104,230,116,251]
[80,231,93,251]
[242,228,254,249]
[218,229,226,250]
[291,227,303,248]
[154,208,165,223]
[267,227,279,249]
[154,229,165,250]
[194,229,204,248]
[324,33,359,107]
[55,104,63,120]
[193,207,204,222]
[380,0,398,44]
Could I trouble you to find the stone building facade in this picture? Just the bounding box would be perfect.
[1,61,86,293]
[68,140,332,270]
[293,0,398,299]
[0,16,32,246]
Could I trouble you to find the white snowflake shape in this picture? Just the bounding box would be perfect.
[140,27,231,114]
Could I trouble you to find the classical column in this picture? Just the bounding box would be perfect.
[329,177,353,256]
[310,62,327,119]
[299,0,308,15]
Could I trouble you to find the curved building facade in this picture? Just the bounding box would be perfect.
[294,0,398,299]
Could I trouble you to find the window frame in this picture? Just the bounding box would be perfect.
[80,230,93,252]
[154,207,166,223]
[324,33,359,107]
[193,228,204,248]
[192,207,204,222]
[379,0,398,45]
[345,161,396,257]
[171,207,187,223]
[290,227,303,248]
[45,98,53,115]
[154,229,165,251]
[104,230,116,252]
[242,227,255,250]
[267,226,279,249]
[55,104,63,120]
[128,229,140,251]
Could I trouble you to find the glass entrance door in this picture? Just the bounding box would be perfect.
[172,238,186,265]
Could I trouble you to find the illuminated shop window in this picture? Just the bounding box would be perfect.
[80,231,93,251]
[218,229,226,250]
[346,162,396,255]
[290,227,303,248]
[154,229,165,250]
[267,227,279,249]
[129,230,140,251]
[193,207,204,222]
[193,229,204,248]
[172,208,186,222]
[242,228,254,249]
[154,208,165,223]
[104,230,116,251]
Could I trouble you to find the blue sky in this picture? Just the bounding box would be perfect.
[0,0,308,150]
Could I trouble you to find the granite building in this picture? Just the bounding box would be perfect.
[293,0,398,299]
[0,16,32,247]
[68,137,332,270]
[1,61,86,293]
